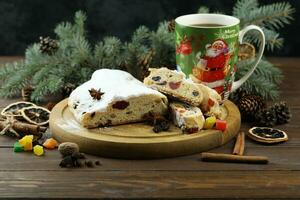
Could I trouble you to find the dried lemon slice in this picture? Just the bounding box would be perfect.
[21,106,50,126]
[1,101,36,117]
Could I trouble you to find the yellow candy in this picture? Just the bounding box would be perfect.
[19,135,33,151]
[19,135,33,146]
[204,116,216,129]
[33,145,44,156]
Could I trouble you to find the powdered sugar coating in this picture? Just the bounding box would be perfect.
[68,69,167,122]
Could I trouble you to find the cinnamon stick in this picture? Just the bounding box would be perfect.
[201,152,268,164]
[233,131,245,155]
[0,120,42,136]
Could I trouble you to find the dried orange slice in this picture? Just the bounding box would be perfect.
[1,101,36,117]
[248,127,288,144]
[238,43,256,61]
[20,106,50,126]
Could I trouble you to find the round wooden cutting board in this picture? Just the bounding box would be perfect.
[50,99,241,159]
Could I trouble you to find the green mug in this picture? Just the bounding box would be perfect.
[175,14,265,99]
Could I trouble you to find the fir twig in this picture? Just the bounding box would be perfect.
[238,2,294,30]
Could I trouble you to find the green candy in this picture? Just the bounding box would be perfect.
[14,142,24,153]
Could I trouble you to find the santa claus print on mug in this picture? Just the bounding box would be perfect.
[175,14,265,100]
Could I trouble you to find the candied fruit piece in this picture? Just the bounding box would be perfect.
[216,119,227,131]
[19,135,33,146]
[33,145,44,156]
[43,138,58,149]
[14,142,24,153]
[169,81,181,90]
[204,116,216,129]
[19,135,33,151]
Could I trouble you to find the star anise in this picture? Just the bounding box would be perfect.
[89,88,104,100]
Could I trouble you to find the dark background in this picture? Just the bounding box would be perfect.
[0,0,298,56]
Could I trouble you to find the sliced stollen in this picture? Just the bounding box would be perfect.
[143,68,204,106]
[68,69,168,128]
[170,102,205,133]
[143,67,222,117]
[196,83,222,118]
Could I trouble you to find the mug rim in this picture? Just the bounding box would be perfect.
[175,13,240,28]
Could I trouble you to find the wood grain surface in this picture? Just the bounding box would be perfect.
[0,57,299,199]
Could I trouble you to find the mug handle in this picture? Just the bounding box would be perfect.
[232,25,266,91]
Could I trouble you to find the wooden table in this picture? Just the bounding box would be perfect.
[0,57,299,199]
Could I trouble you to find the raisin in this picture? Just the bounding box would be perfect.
[72,152,86,159]
[73,104,78,109]
[169,81,181,89]
[91,112,95,118]
[95,160,101,166]
[192,90,199,96]
[153,115,170,133]
[112,101,129,110]
[85,160,94,168]
[185,127,199,134]
[156,81,167,85]
[105,120,112,126]
[152,76,161,81]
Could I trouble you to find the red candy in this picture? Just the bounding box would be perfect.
[216,119,227,131]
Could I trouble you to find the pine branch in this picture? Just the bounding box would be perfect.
[233,0,258,22]
[244,28,284,51]
[0,61,24,85]
[70,34,92,67]
[123,26,151,78]
[150,21,175,67]
[0,62,38,97]
[94,36,123,69]
[239,2,294,30]
[198,6,209,14]
[236,58,283,100]
[31,76,64,101]
[73,10,87,37]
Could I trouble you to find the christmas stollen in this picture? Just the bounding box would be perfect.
[68,69,168,128]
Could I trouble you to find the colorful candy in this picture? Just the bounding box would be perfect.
[216,119,227,131]
[33,145,44,156]
[19,135,33,151]
[203,116,216,129]
[14,141,24,152]
[43,138,58,149]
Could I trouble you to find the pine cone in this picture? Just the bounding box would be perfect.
[139,50,155,80]
[270,101,291,124]
[39,36,59,55]
[229,88,251,104]
[62,83,76,97]
[238,95,266,122]
[168,19,175,32]
[255,109,277,127]
[21,86,34,102]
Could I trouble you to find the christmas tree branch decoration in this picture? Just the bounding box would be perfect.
[0,1,294,101]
